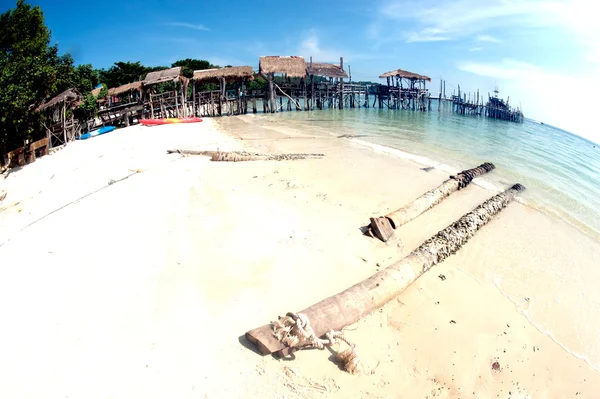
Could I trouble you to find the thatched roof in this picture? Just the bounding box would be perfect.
[259,56,307,78]
[108,81,143,97]
[379,68,431,81]
[307,62,348,78]
[37,88,82,111]
[91,87,102,97]
[143,67,188,85]
[192,66,254,82]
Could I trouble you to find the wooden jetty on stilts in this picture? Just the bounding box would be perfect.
[36,88,82,148]
[307,58,349,110]
[100,81,145,127]
[142,67,189,119]
[191,66,254,117]
[446,83,523,123]
[258,56,308,113]
[377,69,432,111]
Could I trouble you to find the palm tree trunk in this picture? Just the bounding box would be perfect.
[246,183,525,356]
[370,162,495,242]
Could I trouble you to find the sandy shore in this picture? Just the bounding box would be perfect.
[0,117,598,398]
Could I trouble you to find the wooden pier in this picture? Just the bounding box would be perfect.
[449,85,523,123]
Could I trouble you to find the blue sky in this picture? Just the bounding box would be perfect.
[3,0,599,142]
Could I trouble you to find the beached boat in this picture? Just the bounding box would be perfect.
[78,126,116,140]
[140,117,203,126]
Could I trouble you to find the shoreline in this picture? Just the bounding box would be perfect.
[237,110,600,244]
[217,114,600,373]
[0,118,598,398]
[348,136,600,244]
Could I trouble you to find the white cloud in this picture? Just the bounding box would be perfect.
[469,47,483,52]
[166,22,210,31]
[476,35,500,43]
[458,59,600,143]
[374,0,600,59]
[297,30,342,63]
[405,28,450,43]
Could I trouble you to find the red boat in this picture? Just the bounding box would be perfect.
[140,117,203,125]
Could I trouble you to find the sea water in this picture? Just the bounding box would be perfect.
[243,102,600,370]
[254,103,600,240]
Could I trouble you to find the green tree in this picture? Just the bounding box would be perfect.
[0,0,71,154]
[72,63,100,94]
[172,58,215,78]
[98,61,150,88]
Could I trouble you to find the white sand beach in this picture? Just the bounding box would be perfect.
[1,117,599,398]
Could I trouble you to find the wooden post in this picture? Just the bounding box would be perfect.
[62,102,67,145]
[302,78,307,111]
[246,184,526,356]
[192,82,197,117]
[237,85,242,115]
[310,75,315,111]
[339,57,344,110]
[268,73,275,113]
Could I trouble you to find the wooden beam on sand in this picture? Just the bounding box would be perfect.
[166,149,324,162]
[370,162,495,242]
[245,184,525,356]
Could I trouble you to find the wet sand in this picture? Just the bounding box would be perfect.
[0,117,598,398]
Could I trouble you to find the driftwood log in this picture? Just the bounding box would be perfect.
[246,183,525,356]
[369,162,495,242]
[167,149,324,162]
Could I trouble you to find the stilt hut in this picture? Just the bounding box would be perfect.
[100,81,145,126]
[379,69,431,111]
[107,81,143,105]
[37,88,82,147]
[307,58,348,110]
[259,56,307,113]
[142,67,189,118]
[191,66,254,117]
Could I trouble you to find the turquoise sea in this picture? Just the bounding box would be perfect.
[256,101,600,241]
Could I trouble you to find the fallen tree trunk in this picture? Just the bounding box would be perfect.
[166,149,214,156]
[166,149,324,162]
[370,162,495,242]
[246,183,525,356]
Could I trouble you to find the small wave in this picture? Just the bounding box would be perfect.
[350,138,456,174]
[458,269,600,372]
[489,277,599,371]
[349,137,600,241]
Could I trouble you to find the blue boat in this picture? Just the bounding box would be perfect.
[78,126,116,140]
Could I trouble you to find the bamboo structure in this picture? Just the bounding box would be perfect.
[377,69,431,111]
[369,162,496,242]
[142,67,189,119]
[191,66,254,117]
[36,88,82,148]
[99,81,145,127]
[259,56,307,113]
[246,183,526,356]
